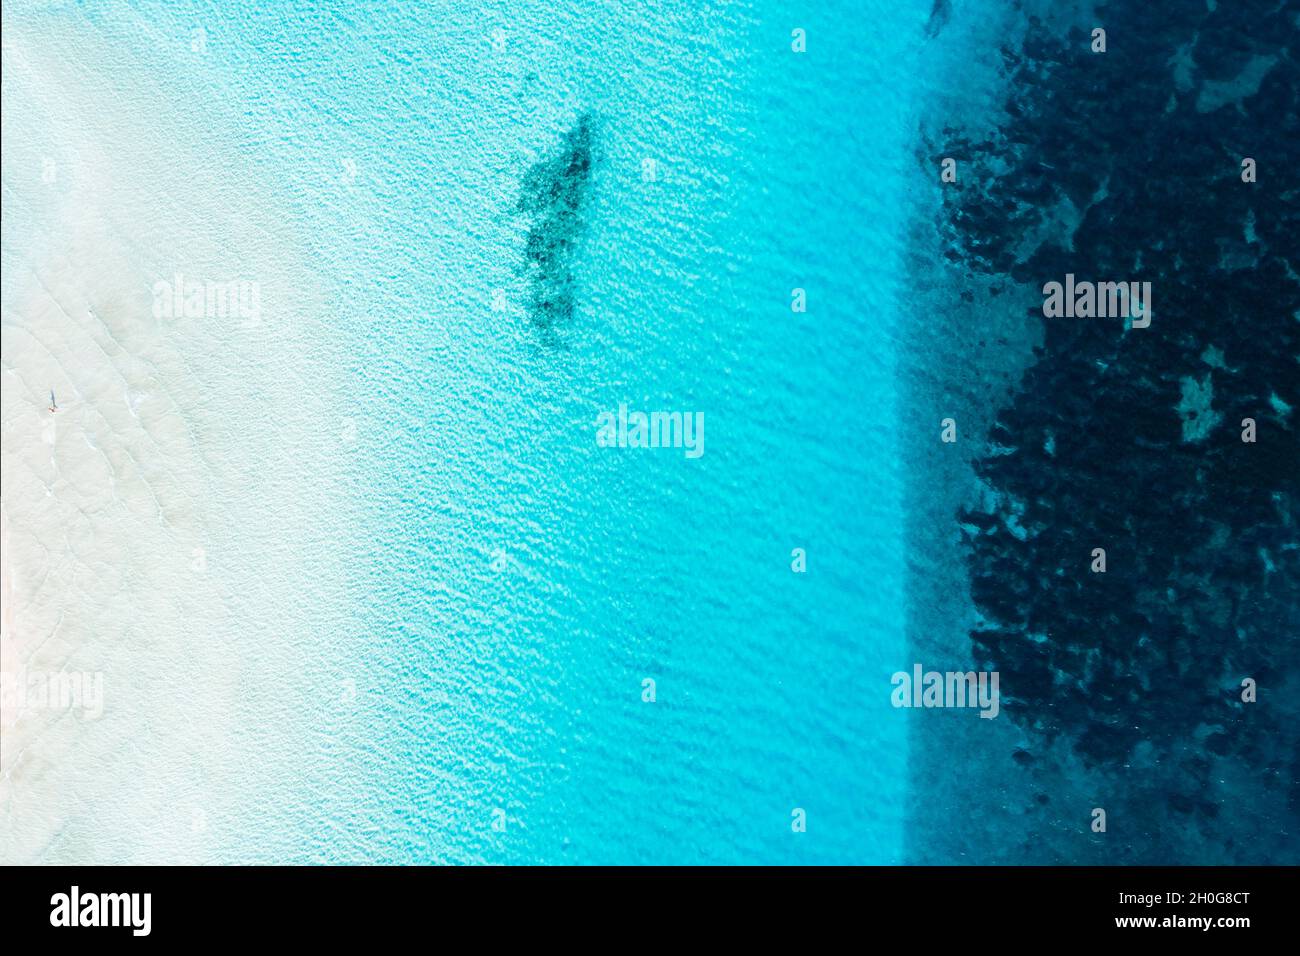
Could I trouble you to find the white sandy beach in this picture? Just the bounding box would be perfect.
[2,16,351,863]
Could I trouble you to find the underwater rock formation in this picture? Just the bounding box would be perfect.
[515,113,595,334]
[938,2,1300,850]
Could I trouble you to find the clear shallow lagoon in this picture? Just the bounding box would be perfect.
[254,0,934,865]
[4,0,954,863]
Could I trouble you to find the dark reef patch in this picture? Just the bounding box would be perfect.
[937,2,1300,860]
[515,113,595,336]
[925,0,953,38]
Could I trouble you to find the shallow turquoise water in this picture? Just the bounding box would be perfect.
[5,0,944,863]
